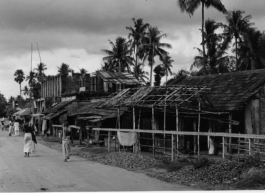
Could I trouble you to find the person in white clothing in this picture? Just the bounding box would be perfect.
[9,120,14,136]
[14,120,20,136]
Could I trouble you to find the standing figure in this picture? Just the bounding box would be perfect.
[9,120,14,136]
[22,119,37,157]
[0,121,3,131]
[14,120,20,136]
[62,120,72,162]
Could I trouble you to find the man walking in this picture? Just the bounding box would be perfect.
[62,120,72,162]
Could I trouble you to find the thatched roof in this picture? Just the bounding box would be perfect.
[170,69,265,111]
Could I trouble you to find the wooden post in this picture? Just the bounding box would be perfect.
[108,130,110,152]
[118,108,120,152]
[133,107,135,153]
[229,113,232,151]
[171,134,174,161]
[222,136,227,159]
[249,138,254,156]
[198,101,201,158]
[176,107,179,157]
[163,105,166,154]
[152,106,155,157]
[138,109,141,154]
[193,120,197,154]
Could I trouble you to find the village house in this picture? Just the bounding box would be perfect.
[38,70,141,137]
[94,69,265,156]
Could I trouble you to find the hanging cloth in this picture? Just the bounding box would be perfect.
[117,132,137,146]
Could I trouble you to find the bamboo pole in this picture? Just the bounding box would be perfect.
[193,120,196,153]
[118,108,120,152]
[222,136,227,159]
[171,134,174,161]
[138,109,141,154]
[249,138,254,156]
[176,107,179,157]
[152,106,155,157]
[163,105,166,154]
[229,113,232,152]
[198,101,201,158]
[133,107,135,153]
[108,130,110,152]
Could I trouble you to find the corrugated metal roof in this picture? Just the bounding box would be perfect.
[97,71,140,85]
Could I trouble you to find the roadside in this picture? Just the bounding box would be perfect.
[38,136,265,190]
[0,130,194,192]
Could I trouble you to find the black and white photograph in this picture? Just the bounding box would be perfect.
[1,0,265,192]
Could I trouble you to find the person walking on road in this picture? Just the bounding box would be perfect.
[9,120,14,136]
[62,120,72,162]
[14,120,20,136]
[22,119,37,157]
[0,121,4,131]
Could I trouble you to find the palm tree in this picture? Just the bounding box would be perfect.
[133,62,149,84]
[223,10,254,70]
[26,71,37,99]
[237,29,265,70]
[35,62,47,82]
[101,37,134,73]
[58,63,72,77]
[177,0,226,69]
[126,18,149,77]
[22,86,30,97]
[100,62,112,71]
[26,71,37,87]
[141,26,172,86]
[158,55,174,84]
[14,69,25,97]
[191,19,233,74]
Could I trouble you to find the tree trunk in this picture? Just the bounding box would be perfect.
[135,45,138,79]
[202,2,206,73]
[150,46,154,86]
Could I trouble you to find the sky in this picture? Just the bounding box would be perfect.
[1,0,265,100]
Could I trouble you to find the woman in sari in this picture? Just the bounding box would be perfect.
[23,119,37,157]
[62,120,72,162]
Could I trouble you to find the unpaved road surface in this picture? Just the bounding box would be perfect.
[0,130,197,192]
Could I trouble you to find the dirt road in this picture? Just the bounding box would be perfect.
[0,130,196,192]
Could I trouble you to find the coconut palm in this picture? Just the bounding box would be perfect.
[58,63,72,77]
[133,62,149,84]
[101,37,134,73]
[35,62,47,82]
[126,18,149,77]
[158,55,174,84]
[177,0,226,69]
[191,19,233,74]
[26,71,37,87]
[141,26,172,86]
[237,29,265,70]
[223,10,254,70]
[100,61,112,71]
[22,86,30,97]
[14,69,25,97]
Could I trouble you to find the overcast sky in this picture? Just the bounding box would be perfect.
[1,0,265,99]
